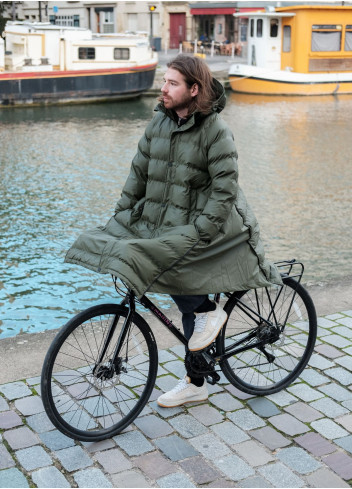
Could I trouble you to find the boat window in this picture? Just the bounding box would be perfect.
[345,26,352,51]
[257,19,263,38]
[311,25,342,52]
[114,48,130,60]
[78,47,96,60]
[250,19,254,38]
[240,21,247,42]
[283,25,291,52]
[270,19,279,38]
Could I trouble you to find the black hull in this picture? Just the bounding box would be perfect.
[0,67,156,107]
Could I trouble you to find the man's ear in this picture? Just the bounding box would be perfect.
[191,83,199,98]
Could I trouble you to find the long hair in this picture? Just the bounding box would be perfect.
[159,54,216,116]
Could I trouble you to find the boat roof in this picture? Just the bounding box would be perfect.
[234,4,352,17]
[276,4,352,11]
[233,11,295,17]
[5,22,149,43]
[5,21,89,32]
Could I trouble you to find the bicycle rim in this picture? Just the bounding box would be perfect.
[41,304,158,441]
[218,277,317,395]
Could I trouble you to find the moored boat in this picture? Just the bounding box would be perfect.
[229,5,352,96]
[1,21,158,106]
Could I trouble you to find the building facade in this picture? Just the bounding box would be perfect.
[14,1,248,50]
[9,2,336,51]
[19,2,163,37]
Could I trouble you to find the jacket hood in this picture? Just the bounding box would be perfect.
[156,77,226,121]
[211,77,226,113]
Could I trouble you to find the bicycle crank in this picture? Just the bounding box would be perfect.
[185,348,220,385]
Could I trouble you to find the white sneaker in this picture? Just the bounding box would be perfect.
[157,376,208,407]
[188,303,227,352]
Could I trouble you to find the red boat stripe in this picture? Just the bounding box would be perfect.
[0,63,157,81]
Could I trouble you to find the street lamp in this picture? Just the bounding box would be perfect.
[149,5,157,49]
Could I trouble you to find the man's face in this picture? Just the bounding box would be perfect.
[161,68,198,117]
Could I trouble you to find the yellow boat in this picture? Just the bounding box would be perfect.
[229,5,352,95]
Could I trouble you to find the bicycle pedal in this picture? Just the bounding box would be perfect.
[206,372,220,385]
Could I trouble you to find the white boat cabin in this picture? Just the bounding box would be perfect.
[0,38,4,71]
[239,11,295,71]
[3,21,156,72]
[235,6,352,74]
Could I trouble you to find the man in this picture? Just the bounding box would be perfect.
[65,54,281,408]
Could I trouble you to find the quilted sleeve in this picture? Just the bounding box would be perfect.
[194,118,239,241]
[114,121,152,213]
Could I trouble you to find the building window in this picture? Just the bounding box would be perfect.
[101,10,115,33]
[50,15,80,27]
[270,19,278,38]
[283,25,291,52]
[114,48,130,60]
[78,47,96,59]
[311,25,342,52]
[218,23,222,35]
[345,25,352,51]
[250,19,254,38]
[257,19,263,38]
[127,13,138,32]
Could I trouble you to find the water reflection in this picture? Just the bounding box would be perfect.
[224,93,352,282]
[1,94,351,338]
[0,97,154,124]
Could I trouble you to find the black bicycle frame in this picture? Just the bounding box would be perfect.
[140,294,188,345]
[107,259,305,366]
[105,291,272,366]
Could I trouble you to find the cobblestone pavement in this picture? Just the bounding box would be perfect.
[1,310,352,488]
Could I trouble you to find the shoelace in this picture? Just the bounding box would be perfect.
[172,377,189,393]
[194,313,208,333]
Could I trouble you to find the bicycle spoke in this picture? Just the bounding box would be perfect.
[42,305,158,440]
[219,277,317,394]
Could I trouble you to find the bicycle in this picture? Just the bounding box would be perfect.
[41,259,317,442]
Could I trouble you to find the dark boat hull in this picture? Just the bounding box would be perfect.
[0,63,157,106]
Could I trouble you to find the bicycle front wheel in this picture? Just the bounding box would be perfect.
[217,277,317,395]
[41,304,158,441]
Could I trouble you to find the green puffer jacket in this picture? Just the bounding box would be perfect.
[65,79,282,297]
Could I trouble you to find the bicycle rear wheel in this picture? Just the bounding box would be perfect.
[217,276,317,395]
[41,304,158,441]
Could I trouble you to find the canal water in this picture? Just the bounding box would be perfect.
[1,93,351,339]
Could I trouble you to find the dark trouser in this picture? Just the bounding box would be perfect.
[170,294,208,340]
[170,294,209,383]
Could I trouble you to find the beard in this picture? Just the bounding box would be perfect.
[162,92,194,114]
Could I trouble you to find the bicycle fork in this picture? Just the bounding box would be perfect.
[93,291,136,380]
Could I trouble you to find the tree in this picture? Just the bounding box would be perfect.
[0,2,16,38]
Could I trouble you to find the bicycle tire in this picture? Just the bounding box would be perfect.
[41,303,158,441]
[217,276,317,395]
